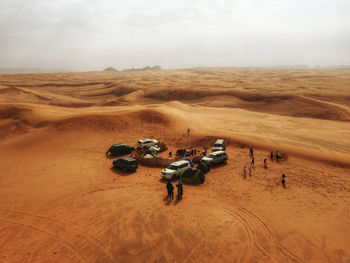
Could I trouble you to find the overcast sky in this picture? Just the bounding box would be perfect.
[0,0,349,70]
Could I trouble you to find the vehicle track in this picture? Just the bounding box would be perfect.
[235,205,305,263]
[2,210,116,262]
[200,191,305,263]
[4,183,307,262]
[0,219,87,263]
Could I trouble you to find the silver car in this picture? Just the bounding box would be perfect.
[212,139,226,152]
[137,138,158,149]
[201,151,228,167]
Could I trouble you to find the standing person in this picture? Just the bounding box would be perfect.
[249,147,254,158]
[187,128,190,136]
[194,149,197,155]
[243,166,247,179]
[176,180,183,200]
[166,181,171,199]
[166,181,174,200]
[264,158,267,169]
[169,151,172,158]
[169,182,174,200]
[251,157,255,168]
[281,174,286,188]
[270,151,274,161]
[276,151,281,162]
[249,166,252,177]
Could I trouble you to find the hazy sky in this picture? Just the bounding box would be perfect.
[0,0,349,70]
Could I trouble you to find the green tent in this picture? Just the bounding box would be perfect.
[180,167,205,185]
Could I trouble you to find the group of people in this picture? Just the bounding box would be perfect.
[270,151,282,162]
[166,180,183,201]
[168,148,208,159]
[244,147,287,187]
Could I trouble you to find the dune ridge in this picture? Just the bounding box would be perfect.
[0,68,349,263]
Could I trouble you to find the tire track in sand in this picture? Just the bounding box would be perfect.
[235,206,305,263]
[0,219,87,263]
[1,185,140,263]
[2,210,117,262]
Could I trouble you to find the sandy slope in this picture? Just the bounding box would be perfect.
[0,68,349,263]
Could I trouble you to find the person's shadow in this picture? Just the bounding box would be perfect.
[173,195,182,206]
[163,195,172,206]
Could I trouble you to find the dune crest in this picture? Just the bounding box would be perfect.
[0,68,349,263]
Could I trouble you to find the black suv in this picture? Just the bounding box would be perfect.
[106,144,134,156]
[113,157,138,172]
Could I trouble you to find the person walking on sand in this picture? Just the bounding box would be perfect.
[187,128,190,136]
[270,151,273,161]
[251,157,255,168]
[249,147,254,158]
[249,166,252,177]
[194,149,197,155]
[264,158,267,169]
[176,180,183,200]
[243,166,247,179]
[281,174,286,188]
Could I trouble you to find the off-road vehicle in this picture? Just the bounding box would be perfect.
[113,157,138,172]
[137,138,158,149]
[161,160,191,180]
[106,144,135,156]
[212,139,226,152]
[201,151,228,167]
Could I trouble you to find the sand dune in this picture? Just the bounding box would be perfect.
[0,68,349,262]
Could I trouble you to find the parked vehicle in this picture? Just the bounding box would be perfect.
[106,144,135,156]
[196,162,210,174]
[180,167,205,185]
[212,139,226,152]
[113,157,138,172]
[176,148,190,157]
[161,160,191,180]
[137,138,158,149]
[147,145,161,153]
[182,157,194,167]
[201,151,228,167]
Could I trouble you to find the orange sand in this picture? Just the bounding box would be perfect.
[0,68,349,262]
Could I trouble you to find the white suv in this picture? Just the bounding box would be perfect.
[161,160,191,180]
[137,138,158,149]
[201,151,228,167]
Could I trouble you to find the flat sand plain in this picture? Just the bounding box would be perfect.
[0,68,349,262]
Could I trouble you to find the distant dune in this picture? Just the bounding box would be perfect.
[103,67,118,72]
[123,65,162,71]
[0,67,71,74]
[0,67,349,263]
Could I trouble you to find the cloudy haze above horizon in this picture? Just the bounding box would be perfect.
[0,0,349,71]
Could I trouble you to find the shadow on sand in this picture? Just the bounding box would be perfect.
[109,167,136,176]
[163,194,182,206]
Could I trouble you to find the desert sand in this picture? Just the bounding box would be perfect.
[0,67,349,263]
